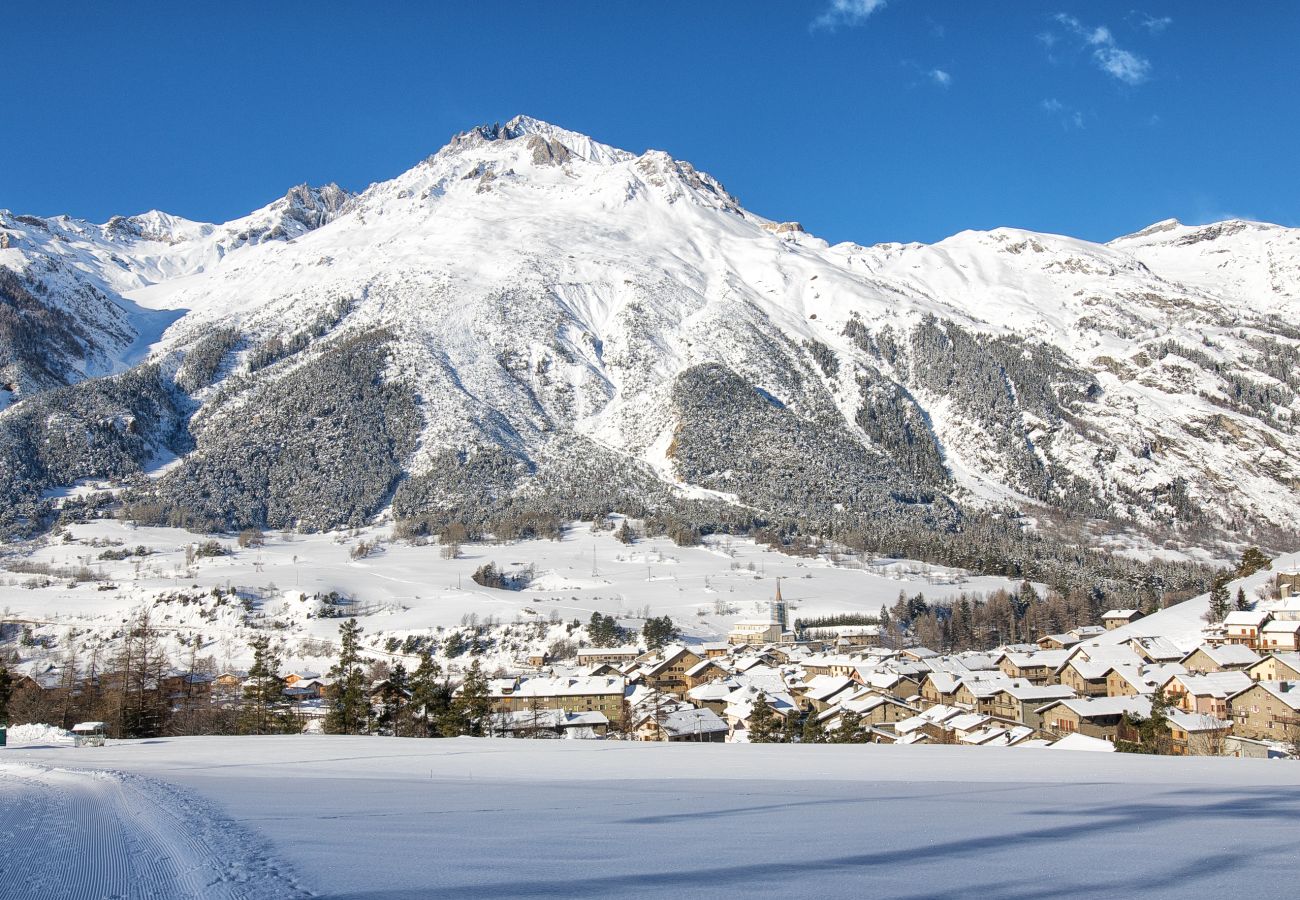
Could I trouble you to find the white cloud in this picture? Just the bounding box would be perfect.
[812,0,888,31]
[1094,46,1151,84]
[1135,13,1173,34]
[929,68,952,88]
[1039,97,1085,129]
[1051,13,1152,85]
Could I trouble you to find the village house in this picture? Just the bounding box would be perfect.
[489,675,627,722]
[1036,696,1152,742]
[1259,619,1300,653]
[798,675,858,713]
[1056,659,1114,697]
[801,654,863,678]
[635,706,728,742]
[1223,609,1271,649]
[1227,680,1300,741]
[641,645,703,697]
[683,658,729,690]
[1180,643,1261,674]
[1165,710,1232,756]
[1127,636,1185,665]
[997,650,1068,685]
[575,646,641,667]
[1246,653,1300,683]
[1102,609,1145,630]
[499,709,609,739]
[1161,671,1252,718]
[817,693,916,731]
[919,672,963,708]
[991,683,1077,730]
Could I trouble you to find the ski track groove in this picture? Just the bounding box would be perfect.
[0,763,313,900]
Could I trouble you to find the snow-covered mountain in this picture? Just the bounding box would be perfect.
[1,115,1297,551]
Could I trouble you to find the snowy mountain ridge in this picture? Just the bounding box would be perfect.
[1,116,1297,551]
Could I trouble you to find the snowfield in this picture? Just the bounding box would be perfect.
[0,518,1022,673]
[2,736,1299,899]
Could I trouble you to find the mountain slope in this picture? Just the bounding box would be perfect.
[0,116,1296,557]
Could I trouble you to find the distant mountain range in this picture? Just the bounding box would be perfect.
[2,116,1297,557]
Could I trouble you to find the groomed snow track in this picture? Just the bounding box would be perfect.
[0,763,310,900]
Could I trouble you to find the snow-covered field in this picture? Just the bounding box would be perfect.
[1,518,1021,671]
[2,735,1299,899]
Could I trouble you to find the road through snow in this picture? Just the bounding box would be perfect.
[0,762,310,900]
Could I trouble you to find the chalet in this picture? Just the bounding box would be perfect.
[643,646,703,696]
[990,683,1076,729]
[817,694,916,730]
[953,678,1017,716]
[799,675,857,712]
[635,706,728,742]
[801,654,863,678]
[1259,619,1300,653]
[900,647,939,662]
[1180,643,1260,673]
[1227,680,1300,741]
[575,647,641,666]
[489,675,627,722]
[1102,609,1144,630]
[1037,633,1083,651]
[1127,636,1185,664]
[1223,609,1271,649]
[701,642,731,659]
[997,650,1067,685]
[1246,653,1300,683]
[683,658,729,690]
[499,709,609,739]
[1056,659,1114,697]
[853,667,921,700]
[1161,671,1252,718]
[686,679,739,716]
[1036,696,1151,741]
[919,672,963,707]
[1166,710,1232,756]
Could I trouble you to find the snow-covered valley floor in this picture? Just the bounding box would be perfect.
[3,736,1299,899]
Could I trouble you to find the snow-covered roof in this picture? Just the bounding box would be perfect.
[1224,610,1271,627]
[1048,733,1115,752]
[654,707,729,737]
[1037,696,1152,719]
[1185,643,1261,667]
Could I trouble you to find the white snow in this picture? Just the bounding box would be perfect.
[2,735,1299,898]
[0,518,1018,674]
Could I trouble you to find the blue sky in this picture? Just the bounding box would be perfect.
[5,2,1297,245]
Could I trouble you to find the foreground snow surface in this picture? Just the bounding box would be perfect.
[3,737,1299,899]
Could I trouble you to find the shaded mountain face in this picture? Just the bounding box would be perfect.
[0,116,1297,549]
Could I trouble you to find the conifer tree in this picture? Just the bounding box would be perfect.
[325,618,369,735]
[801,709,826,744]
[1236,587,1250,612]
[1207,577,1231,623]
[448,659,493,737]
[408,649,449,737]
[381,661,409,736]
[238,635,292,735]
[747,694,778,743]
[830,708,868,744]
[0,662,11,727]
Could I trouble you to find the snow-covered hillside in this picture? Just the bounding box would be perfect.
[3,736,1299,899]
[2,115,1297,549]
[0,518,1019,677]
